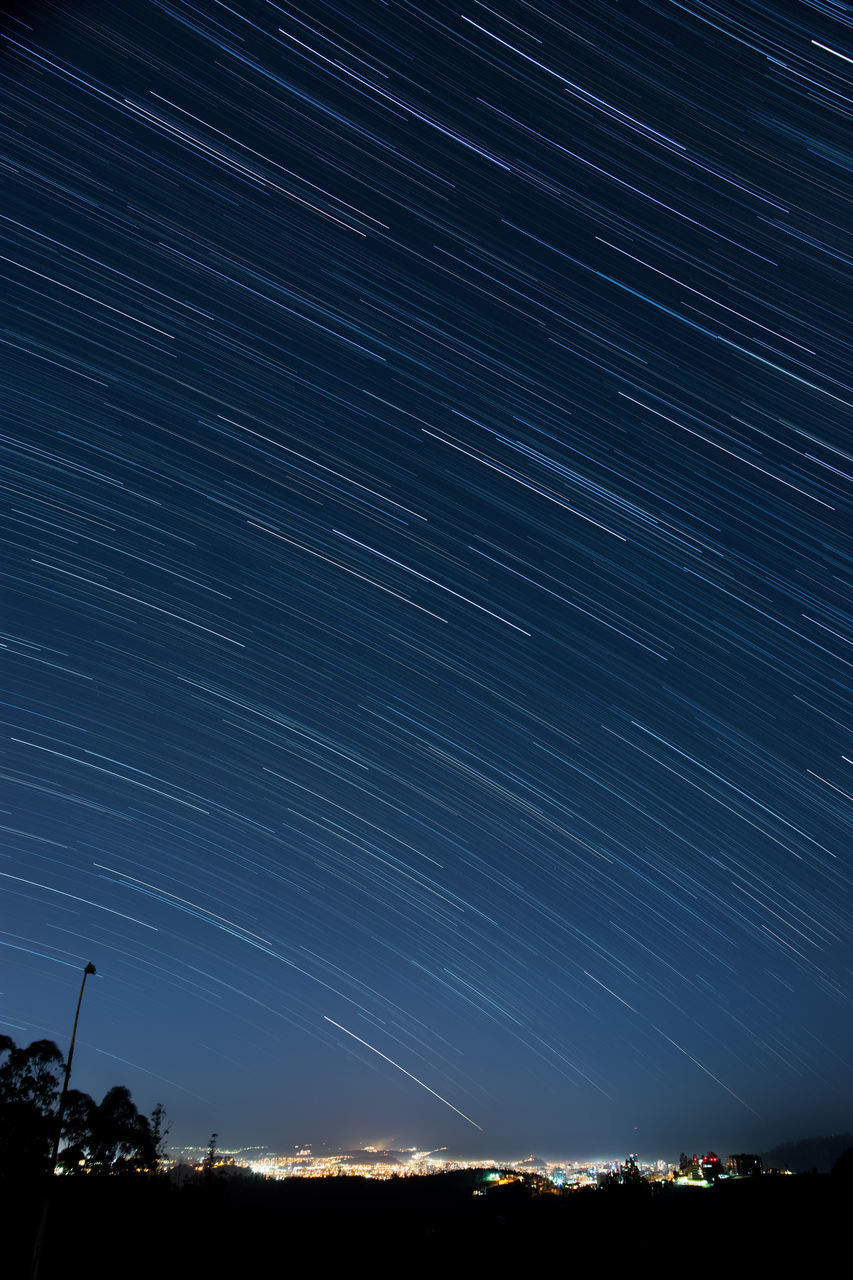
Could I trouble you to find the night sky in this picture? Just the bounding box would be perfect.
[2,0,851,1161]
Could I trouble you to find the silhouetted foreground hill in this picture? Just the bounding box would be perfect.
[763,1132,853,1173]
[8,1169,844,1278]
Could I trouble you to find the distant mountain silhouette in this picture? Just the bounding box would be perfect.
[762,1133,853,1173]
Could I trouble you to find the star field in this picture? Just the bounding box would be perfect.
[1,0,851,1157]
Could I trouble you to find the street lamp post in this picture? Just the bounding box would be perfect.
[49,961,97,1176]
[32,961,97,1280]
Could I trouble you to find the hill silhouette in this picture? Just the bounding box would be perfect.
[763,1133,853,1173]
[7,1166,846,1278]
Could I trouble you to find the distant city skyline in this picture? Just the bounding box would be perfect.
[3,0,851,1158]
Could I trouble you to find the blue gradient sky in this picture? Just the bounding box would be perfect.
[2,0,851,1159]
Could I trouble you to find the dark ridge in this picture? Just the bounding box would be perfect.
[763,1133,853,1173]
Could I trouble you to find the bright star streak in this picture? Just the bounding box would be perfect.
[324,1016,483,1130]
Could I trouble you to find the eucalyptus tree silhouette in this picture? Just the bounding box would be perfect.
[0,1037,65,1176]
[0,1035,159,1175]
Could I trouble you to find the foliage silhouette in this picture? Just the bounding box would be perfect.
[149,1103,169,1170]
[0,1037,64,1176]
[86,1086,156,1172]
[203,1131,219,1181]
[0,1035,159,1176]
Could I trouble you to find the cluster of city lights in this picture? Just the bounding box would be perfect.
[170,1145,676,1185]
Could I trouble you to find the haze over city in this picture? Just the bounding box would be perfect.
[3,0,851,1162]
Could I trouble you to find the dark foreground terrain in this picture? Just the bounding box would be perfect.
[8,1170,844,1277]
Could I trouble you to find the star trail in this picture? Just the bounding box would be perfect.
[1,0,851,1157]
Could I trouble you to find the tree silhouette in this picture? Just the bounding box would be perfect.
[87,1086,155,1172]
[0,1037,65,1176]
[204,1132,219,1180]
[56,1088,96,1172]
[149,1103,169,1172]
[54,1085,157,1173]
[0,1035,158,1176]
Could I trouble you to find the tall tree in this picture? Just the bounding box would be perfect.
[0,1037,65,1176]
[148,1103,169,1172]
[57,1089,97,1172]
[87,1086,155,1172]
[203,1131,219,1180]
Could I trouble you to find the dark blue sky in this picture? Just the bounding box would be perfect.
[2,0,851,1160]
